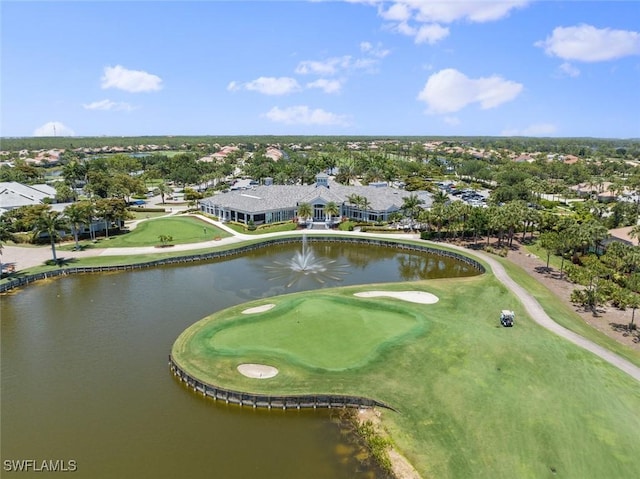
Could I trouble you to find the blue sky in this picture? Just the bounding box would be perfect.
[2,1,639,138]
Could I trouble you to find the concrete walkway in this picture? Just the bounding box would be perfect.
[3,216,639,382]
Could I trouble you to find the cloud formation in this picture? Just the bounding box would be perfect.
[33,121,75,137]
[558,62,580,78]
[306,79,343,94]
[374,0,529,44]
[101,65,163,92]
[83,99,134,111]
[417,68,523,114]
[264,105,350,126]
[228,77,301,95]
[536,24,640,62]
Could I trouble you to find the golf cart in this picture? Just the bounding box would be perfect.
[500,310,515,327]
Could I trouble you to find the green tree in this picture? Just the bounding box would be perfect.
[296,202,313,223]
[157,182,173,204]
[360,196,371,223]
[64,201,92,250]
[33,209,67,263]
[401,193,424,229]
[324,201,340,224]
[538,231,560,269]
[0,221,14,277]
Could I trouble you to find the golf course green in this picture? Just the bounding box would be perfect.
[173,274,640,479]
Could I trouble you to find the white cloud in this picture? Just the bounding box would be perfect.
[83,99,134,111]
[360,41,390,58]
[558,62,580,78]
[33,121,75,137]
[417,68,523,114]
[247,77,301,95]
[376,0,528,44]
[380,2,411,22]
[415,24,450,44]
[536,24,640,62]
[295,57,351,76]
[101,65,163,92]
[306,79,343,94]
[295,47,385,77]
[501,123,558,137]
[264,105,350,126]
[390,0,529,24]
[227,77,301,95]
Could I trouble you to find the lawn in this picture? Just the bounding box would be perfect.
[224,221,299,235]
[173,277,640,479]
[91,216,231,248]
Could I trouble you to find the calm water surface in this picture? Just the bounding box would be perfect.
[1,242,477,478]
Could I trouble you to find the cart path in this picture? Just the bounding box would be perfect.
[4,221,639,382]
[440,243,640,382]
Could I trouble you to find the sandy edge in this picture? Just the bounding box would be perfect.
[354,291,439,304]
[241,304,276,314]
[236,363,279,379]
[357,409,421,479]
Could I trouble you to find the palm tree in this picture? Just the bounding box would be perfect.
[360,196,371,223]
[64,201,91,250]
[467,207,488,244]
[538,231,560,269]
[345,193,361,219]
[324,201,340,225]
[33,210,67,263]
[296,202,313,225]
[0,221,13,277]
[401,193,424,230]
[432,190,448,205]
[157,182,173,204]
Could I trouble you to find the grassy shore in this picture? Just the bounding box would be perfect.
[173,280,640,479]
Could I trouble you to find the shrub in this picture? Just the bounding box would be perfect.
[338,221,356,231]
[420,231,433,240]
[128,207,166,213]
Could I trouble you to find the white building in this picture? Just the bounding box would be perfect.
[199,173,424,225]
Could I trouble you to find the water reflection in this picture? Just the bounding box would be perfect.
[1,241,478,479]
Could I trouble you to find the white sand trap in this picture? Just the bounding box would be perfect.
[241,304,275,314]
[237,364,279,379]
[354,291,439,304]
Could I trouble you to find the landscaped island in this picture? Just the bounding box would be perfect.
[172,278,640,479]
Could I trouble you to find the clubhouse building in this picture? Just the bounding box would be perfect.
[199,173,423,226]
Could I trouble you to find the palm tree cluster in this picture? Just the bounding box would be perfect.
[1,199,130,263]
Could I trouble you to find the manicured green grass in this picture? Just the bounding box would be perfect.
[173,278,640,479]
[494,255,640,368]
[95,216,231,247]
[195,296,423,370]
[126,210,169,220]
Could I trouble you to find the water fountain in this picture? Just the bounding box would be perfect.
[265,235,350,287]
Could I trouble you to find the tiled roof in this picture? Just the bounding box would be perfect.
[201,179,414,213]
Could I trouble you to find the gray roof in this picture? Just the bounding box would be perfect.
[201,179,414,213]
[0,182,56,209]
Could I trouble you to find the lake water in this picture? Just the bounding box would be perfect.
[1,241,478,478]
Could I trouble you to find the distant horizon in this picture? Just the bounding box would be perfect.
[3,1,639,138]
[2,134,639,142]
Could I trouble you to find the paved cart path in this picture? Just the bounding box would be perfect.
[441,243,640,382]
[4,219,639,382]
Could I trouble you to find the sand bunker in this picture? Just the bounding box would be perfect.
[237,363,279,379]
[354,291,439,304]
[242,304,276,314]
